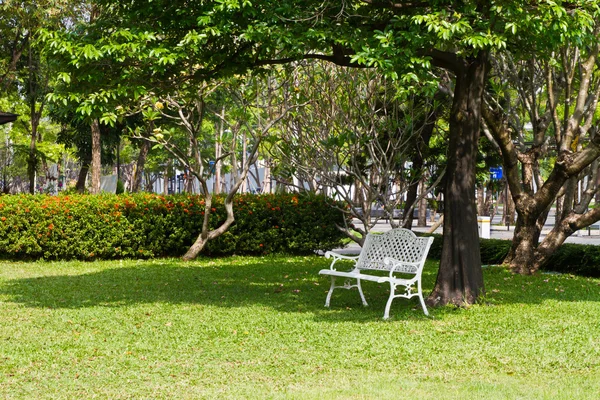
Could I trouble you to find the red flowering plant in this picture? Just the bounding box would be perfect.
[0,193,347,260]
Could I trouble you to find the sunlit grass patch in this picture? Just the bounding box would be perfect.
[0,256,599,398]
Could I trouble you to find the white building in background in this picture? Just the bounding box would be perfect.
[146,164,275,195]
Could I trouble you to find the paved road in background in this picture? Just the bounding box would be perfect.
[335,211,600,254]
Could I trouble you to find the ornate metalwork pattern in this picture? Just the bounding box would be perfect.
[319,228,434,318]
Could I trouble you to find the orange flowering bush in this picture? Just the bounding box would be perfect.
[0,193,348,260]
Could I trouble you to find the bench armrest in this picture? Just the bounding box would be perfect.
[383,257,420,277]
[324,251,359,270]
[324,251,359,261]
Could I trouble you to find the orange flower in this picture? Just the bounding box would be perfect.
[48,223,54,230]
[0,217,5,221]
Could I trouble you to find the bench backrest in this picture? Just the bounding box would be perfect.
[356,229,433,273]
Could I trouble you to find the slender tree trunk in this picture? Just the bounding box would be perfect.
[130,139,150,193]
[506,185,515,224]
[427,52,488,307]
[26,42,40,195]
[417,178,428,227]
[403,104,437,229]
[476,183,485,215]
[262,163,272,193]
[555,195,564,227]
[214,105,224,194]
[90,119,101,194]
[428,214,443,233]
[241,132,248,193]
[483,181,494,217]
[163,163,169,196]
[402,180,418,229]
[27,131,37,194]
[534,207,600,270]
[75,162,90,193]
[182,192,238,260]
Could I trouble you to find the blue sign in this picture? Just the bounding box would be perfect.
[490,167,503,180]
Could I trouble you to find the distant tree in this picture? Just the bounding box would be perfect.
[132,75,303,259]
[270,61,446,245]
[483,36,600,274]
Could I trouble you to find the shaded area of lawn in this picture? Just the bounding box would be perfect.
[2,256,599,314]
[0,256,599,399]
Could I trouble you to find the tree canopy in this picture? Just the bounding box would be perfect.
[34,0,600,305]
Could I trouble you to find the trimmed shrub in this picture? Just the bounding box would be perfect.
[0,193,348,260]
[544,243,600,277]
[420,233,600,277]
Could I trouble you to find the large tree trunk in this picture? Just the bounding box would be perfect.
[504,216,542,273]
[90,119,101,194]
[427,52,488,307]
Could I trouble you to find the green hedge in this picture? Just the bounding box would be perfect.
[421,233,600,277]
[0,193,348,260]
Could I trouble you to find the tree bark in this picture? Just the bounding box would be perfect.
[533,207,600,270]
[27,132,37,194]
[130,139,150,193]
[181,193,237,260]
[163,162,169,196]
[214,105,224,194]
[75,162,89,193]
[417,178,428,227]
[476,183,485,216]
[427,51,488,307]
[483,180,494,217]
[503,184,515,225]
[90,119,101,194]
[402,178,418,229]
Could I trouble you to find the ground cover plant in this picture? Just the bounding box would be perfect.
[0,256,599,399]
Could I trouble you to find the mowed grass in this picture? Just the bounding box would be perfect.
[0,256,599,399]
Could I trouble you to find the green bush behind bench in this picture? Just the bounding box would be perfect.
[0,193,348,260]
[421,233,600,277]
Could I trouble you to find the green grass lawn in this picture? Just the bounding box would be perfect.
[0,255,599,399]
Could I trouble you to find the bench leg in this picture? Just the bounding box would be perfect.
[324,276,369,308]
[417,283,429,316]
[357,279,368,306]
[418,293,429,316]
[383,283,395,320]
[325,276,336,307]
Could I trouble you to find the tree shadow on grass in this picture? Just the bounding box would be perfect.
[1,257,595,322]
[478,265,600,305]
[0,256,426,321]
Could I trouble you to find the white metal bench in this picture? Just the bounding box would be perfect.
[319,229,434,319]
